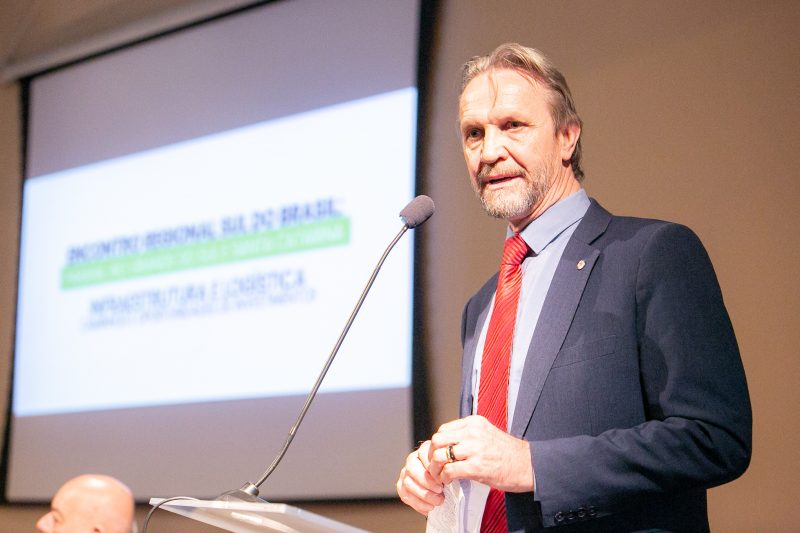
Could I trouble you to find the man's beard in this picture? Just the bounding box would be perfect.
[474,163,551,221]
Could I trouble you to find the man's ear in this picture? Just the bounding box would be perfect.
[558,122,581,162]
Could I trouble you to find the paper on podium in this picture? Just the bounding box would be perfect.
[149,498,370,533]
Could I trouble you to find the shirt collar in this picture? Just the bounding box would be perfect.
[508,189,591,255]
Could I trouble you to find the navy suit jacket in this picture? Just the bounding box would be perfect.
[459,200,751,531]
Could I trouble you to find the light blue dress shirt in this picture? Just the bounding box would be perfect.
[470,189,591,423]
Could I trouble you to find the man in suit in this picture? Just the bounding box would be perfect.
[396,43,751,531]
[37,474,136,533]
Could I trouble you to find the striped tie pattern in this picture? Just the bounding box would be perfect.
[477,234,529,533]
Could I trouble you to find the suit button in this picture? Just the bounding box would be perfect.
[577,507,587,519]
[554,512,565,523]
[566,511,576,521]
[588,506,597,518]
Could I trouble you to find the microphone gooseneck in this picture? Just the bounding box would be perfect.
[218,195,435,502]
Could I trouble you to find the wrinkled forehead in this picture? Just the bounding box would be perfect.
[458,68,550,121]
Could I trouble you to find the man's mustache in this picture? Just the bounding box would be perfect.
[477,164,525,184]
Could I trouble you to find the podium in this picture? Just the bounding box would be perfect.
[149,498,370,533]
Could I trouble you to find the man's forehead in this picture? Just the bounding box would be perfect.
[459,69,548,119]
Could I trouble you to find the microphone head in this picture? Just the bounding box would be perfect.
[399,195,435,228]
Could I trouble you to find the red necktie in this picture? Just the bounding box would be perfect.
[477,234,529,533]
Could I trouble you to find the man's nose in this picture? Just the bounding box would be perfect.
[481,128,508,164]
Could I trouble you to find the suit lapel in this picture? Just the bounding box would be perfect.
[509,200,611,437]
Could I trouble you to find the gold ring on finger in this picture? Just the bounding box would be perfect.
[446,444,456,463]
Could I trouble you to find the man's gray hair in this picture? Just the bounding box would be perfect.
[460,43,584,181]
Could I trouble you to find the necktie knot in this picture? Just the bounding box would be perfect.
[501,234,529,266]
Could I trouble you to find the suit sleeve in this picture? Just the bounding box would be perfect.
[530,223,752,526]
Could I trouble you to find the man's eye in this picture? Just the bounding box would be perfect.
[466,128,482,139]
[507,121,524,129]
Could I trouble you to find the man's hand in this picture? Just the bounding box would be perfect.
[396,440,446,515]
[427,415,534,492]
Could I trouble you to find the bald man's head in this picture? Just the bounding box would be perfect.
[37,474,135,533]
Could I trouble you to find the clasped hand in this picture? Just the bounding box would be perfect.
[396,415,534,515]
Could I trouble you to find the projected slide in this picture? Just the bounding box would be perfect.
[9,0,422,502]
[14,88,416,417]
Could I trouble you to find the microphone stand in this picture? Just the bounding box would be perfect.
[218,224,411,503]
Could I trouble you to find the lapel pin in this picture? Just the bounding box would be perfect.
[576,259,586,270]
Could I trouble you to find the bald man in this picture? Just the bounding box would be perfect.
[37,474,136,533]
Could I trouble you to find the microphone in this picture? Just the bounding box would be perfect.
[219,195,434,503]
[400,194,435,228]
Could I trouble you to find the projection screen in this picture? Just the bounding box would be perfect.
[6,0,422,502]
